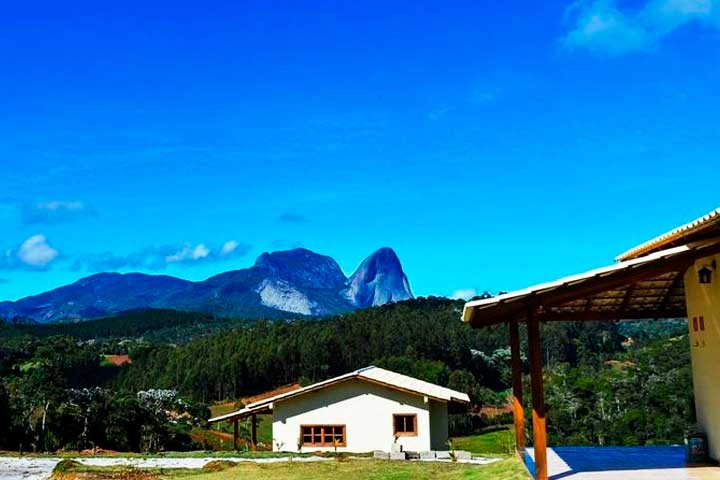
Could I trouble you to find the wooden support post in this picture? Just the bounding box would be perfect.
[527,312,548,480]
[233,419,238,451]
[509,319,525,452]
[251,413,257,449]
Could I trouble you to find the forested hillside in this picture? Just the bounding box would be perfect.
[115,297,503,402]
[113,298,635,404]
[0,309,251,344]
[0,297,693,453]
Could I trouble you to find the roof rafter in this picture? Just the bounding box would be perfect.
[463,240,720,327]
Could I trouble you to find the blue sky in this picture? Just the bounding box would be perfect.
[1,0,720,301]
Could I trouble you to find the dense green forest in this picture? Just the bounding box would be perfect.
[0,298,694,452]
[0,335,209,453]
[0,309,252,344]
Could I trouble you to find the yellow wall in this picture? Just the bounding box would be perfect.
[685,254,720,460]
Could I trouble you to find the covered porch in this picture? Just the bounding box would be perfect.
[462,239,720,480]
[207,403,269,450]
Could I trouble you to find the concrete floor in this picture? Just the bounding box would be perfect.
[525,446,720,480]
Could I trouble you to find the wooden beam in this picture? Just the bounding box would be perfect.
[539,307,687,323]
[467,241,720,327]
[251,413,257,449]
[471,259,688,326]
[509,319,525,452]
[618,284,635,313]
[527,313,548,480]
[537,258,697,309]
[659,271,685,311]
[233,419,239,451]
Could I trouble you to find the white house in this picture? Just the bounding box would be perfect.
[209,366,470,453]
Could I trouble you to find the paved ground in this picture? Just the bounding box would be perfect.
[526,446,720,479]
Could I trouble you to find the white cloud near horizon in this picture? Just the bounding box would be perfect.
[1,234,60,269]
[451,288,478,300]
[220,240,239,255]
[563,0,720,54]
[72,240,252,272]
[166,243,211,263]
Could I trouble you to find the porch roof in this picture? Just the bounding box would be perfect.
[616,207,720,261]
[462,240,720,328]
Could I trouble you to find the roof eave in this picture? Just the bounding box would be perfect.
[463,240,720,328]
[616,207,720,261]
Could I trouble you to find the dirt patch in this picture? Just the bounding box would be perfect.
[57,471,155,480]
[52,461,156,480]
[103,355,132,366]
[479,404,513,417]
[202,460,236,472]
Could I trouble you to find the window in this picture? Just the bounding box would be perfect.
[300,425,346,447]
[393,414,417,437]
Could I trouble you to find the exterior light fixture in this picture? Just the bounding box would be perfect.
[698,263,715,285]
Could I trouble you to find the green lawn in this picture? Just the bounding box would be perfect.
[7,429,517,459]
[451,427,516,456]
[48,430,529,479]
[53,458,530,480]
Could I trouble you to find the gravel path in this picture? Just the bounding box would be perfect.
[0,455,332,480]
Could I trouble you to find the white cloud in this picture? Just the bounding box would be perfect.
[164,241,247,265]
[21,200,95,224]
[38,200,86,212]
[221,240,239,255]
[166,243,210,263]
[451,288,478,301]
[562,0,720,55]
[17,235,58,268]
[165,246,189,264]
[73,240,251,272]
[192,244,210,260]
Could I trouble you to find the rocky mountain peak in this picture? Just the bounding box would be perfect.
[253,248,347,290]
[342,247,413,308]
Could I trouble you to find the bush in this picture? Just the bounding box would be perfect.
[449,414,486,436]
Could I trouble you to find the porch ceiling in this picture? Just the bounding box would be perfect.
[462,240,720,328]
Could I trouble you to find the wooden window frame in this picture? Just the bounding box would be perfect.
[393,414,418,437]
[300,424,347,447]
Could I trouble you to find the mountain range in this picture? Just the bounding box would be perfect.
[0,247,413,323]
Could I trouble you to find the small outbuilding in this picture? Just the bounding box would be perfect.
[209,366,470,453]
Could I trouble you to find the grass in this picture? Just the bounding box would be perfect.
[45,430,529,480]
[1,450,318,459]
[6,450,345,459]
[52,458,530,480]
[451,427,516,456]
[3,429,515,459]
[207,403,237,418]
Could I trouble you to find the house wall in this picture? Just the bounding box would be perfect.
[684,254,720,460]
[271,379,437,453]
[428,399,449,450]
